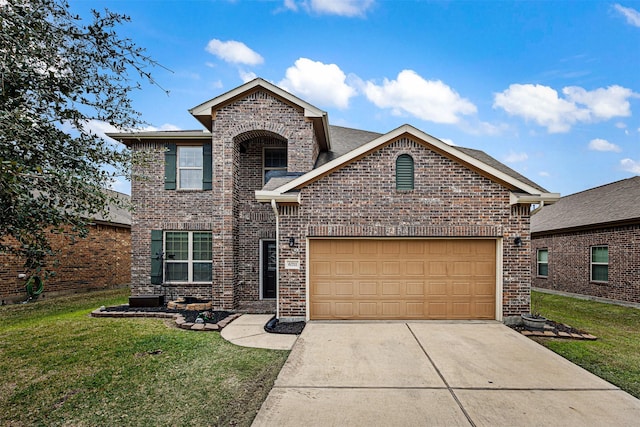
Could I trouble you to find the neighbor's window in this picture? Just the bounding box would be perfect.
[591,245,609,282]
[164,231,212,283]
[537,249,548,277]
[263,147,287,184]
[178,146,204,189]
[396,154,414,190]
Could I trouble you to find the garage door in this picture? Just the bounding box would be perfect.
[309,239,496,320]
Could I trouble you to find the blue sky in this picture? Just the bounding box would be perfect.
[74,1,640,197]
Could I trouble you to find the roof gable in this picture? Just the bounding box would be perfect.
[531,176,640,233]
[257,124,557,202]
[188,78,331,151]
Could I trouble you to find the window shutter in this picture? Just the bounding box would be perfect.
[396,154,414,190]
[202,142,212,190]
[164,143,177,190]
[150,230,163,285]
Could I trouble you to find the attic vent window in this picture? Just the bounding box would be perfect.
[396,154,414,190]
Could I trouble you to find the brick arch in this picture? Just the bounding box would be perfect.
[231,127,290,144]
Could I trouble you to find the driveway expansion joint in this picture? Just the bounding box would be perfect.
[406,323,477,427]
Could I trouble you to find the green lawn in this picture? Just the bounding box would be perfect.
[534,290,640,399]
[0,288,289,426]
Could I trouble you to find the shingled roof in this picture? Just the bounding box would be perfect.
[531,176,640,234]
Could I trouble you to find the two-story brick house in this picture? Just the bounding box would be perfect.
[110,78,558,323]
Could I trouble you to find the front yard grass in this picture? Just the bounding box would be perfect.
[0,288,289,426]
[534,290,640,399]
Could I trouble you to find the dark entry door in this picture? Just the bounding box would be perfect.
[262,240,277,299]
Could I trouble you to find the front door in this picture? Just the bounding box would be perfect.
[262,240,277,299]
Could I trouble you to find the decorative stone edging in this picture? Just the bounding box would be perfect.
[91,308,243,332]
[519,329,597,340]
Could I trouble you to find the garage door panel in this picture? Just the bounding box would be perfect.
[335,261,354,275]
[358,282,378,296]
[309,239,496,320]
[335,282,354,296]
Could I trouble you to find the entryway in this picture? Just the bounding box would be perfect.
[261,240,277,299]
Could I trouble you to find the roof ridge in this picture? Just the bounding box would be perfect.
[561,176,640,199]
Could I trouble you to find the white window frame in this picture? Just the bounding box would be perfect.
[263,147,287,185]
[590,245,609,283]
[537,248,548,278]
[164,231,212,283]
[177,146,203,190]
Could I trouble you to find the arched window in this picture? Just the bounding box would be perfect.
[396,154,414,190]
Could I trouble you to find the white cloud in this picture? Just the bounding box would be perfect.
[205,39,264,66]
[614,3,640,27]
[503,151,529,163]
[278,58,356,109]
[539,171,550,177]
[588,138,622,152]
[239,70,257,83]
[440,138,456,146]
[285,0,374,17]
[563,85,633,119]
[493,83,636,133]
[615,121,627,129]
[364,70,477,124]
[108,177,131,195]
[621,158,640,174]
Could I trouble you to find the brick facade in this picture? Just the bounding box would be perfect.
[532,225,640,304]
[0,224,130,304]
[277,137,531,320]
[124,81,540,320]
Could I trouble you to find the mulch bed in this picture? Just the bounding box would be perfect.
[101,305,305,335]
[103,305,232,325]
[264,316,306,335]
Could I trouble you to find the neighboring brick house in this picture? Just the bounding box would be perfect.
[109,78,558,322]
[531,176,640,304]
[0,191,131,304]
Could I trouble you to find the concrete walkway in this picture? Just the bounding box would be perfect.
[220,314,297,350]
[253,321,640,426]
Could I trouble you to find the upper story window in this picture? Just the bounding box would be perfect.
[164,143,212,190]
[537,249,548,277]
[178,146,203,189]
[591,245,609,282]
[396,154,414,190]
[263,147,287,184]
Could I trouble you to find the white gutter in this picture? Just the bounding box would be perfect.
[270,199,280,320]
[510,192,560,206]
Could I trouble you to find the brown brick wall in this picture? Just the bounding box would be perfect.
[129,141,216,302]
[277,137,531,319]
[210,90,318,309]
[532,225,640,304]
[0,224,130,303]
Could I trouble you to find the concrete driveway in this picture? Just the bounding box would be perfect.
[253,321,640,426]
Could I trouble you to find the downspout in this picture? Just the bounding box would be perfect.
[270,199,280,320]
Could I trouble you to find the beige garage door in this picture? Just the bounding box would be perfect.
[309,239,496,320]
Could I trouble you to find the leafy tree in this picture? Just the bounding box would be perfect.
[0,0,162,280]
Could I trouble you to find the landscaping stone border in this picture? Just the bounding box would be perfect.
[91,307,242,332]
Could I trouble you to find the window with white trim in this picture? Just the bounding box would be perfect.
[178,146,203,189]
[591,245,608,282]
[537,249,548,277]
[164,231,212,282]
[263,147,287,184]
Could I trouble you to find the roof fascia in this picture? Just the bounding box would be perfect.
[106,132,211,146]
[272,124,546,195]
[510,192,560,206]
[255,190,300,204]
[532,217,640,237]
